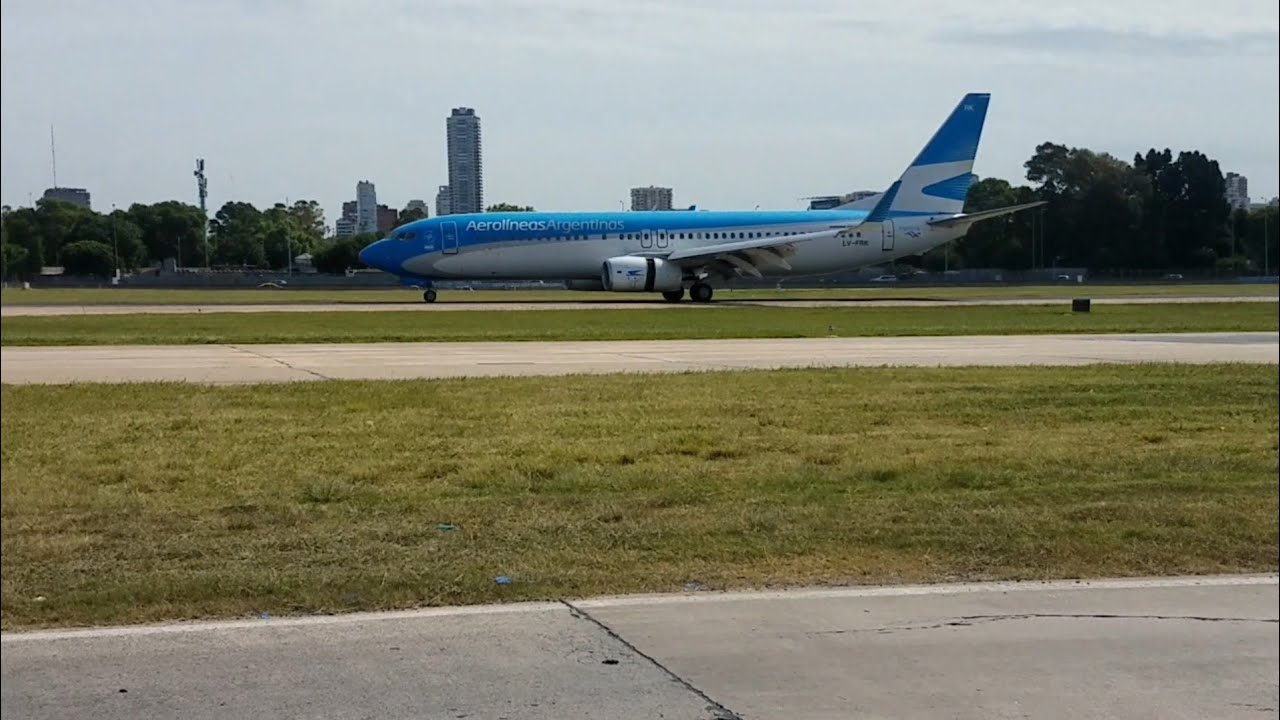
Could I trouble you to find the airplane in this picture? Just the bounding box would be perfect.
[358,92,1045,303]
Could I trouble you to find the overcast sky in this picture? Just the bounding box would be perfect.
[2,0,1277,225]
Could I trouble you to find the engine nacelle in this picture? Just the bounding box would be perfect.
[600,256,683,292]
[565,279,605,292]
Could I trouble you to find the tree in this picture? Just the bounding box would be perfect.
[486,203,534,212]
[33,198,94,264]
[1024,143,1152,269]
[2,243,29,280]
[60,240,116,278]
[1,206,45,277]
[950,177,1039,269]
[311,235,371,274]
[399,205,429,224]
[1239,206,1279,274]
[129,201,208,267]
[286,200,326,243]
[1133,148,1231,268]
[209,201,265,267]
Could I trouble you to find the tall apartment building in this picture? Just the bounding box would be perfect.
[41,186,91,209]
[436,185,453,216]
[1225,172,1250,212]
[376,204,399,233]
[355,181,378,234]
[630,185,673,211]
[335,217,357,238]
[446,108,483,214]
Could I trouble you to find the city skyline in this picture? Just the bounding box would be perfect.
[2,1,1277,219]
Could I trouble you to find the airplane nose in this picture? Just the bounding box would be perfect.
[358,239,383,268]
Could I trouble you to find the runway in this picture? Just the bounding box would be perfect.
[2,332,1276,385]
[3,575,1275,720]
[2,294,1275,316]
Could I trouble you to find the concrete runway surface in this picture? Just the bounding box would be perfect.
[2,294,1275,315]
[2,332,1276,385]
[3,575,1275,720]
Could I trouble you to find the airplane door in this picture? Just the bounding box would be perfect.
[881,220,895,251]
[655,229,669,249]
[442,221,459,254]
[640,230,654,249]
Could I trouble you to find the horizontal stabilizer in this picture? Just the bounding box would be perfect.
[927,200,1046,228]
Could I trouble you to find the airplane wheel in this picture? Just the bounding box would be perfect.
[662,288,685,302]
[690,283,713,303]
[423,289,438,303]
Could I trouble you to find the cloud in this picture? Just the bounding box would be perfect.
[938,25,1279,58]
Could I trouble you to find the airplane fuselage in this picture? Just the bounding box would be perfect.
[366,209,961,283]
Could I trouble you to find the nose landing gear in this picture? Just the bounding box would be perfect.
[423,289,437,303]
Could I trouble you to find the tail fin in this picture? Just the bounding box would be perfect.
[841,93,990,219]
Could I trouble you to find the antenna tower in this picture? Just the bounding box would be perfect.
[194,158,209,268]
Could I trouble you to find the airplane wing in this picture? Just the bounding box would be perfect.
[927,201,1047,228]
[657,226,848,277]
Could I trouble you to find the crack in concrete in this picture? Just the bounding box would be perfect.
[229,345,331,381]
[560,600,743,720]
[810,613,1280,636]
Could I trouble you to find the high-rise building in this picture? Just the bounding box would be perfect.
[436,185,453,216]
[446,108,483,214]
[355,181,378,234]
[376,204,399,233]
[1225,172,1250,212]
[41,187,91,209]
[335,217,357,238]
[404,199,429,218]
[630,186,673,211]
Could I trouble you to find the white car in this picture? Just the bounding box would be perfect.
[869,274,899,282]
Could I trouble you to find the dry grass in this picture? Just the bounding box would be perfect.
[2,364,1277,630]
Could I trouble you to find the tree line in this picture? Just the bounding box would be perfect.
[923,143,1276,274]
[2,143,1275,280]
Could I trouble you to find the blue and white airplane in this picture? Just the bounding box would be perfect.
[359,93,1044,303]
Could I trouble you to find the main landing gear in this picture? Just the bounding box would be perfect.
[662,283,713,303]
[422,289,437,303]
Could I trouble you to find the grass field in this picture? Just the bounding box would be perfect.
[2,303,1276,347]
[2,364,1276,630]
[2,283,1276,306]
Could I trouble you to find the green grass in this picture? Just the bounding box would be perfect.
[2,364,1276,630]
[2,283,1275,306]
[1,303,1275,347]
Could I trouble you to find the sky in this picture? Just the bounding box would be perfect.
[2,0,1277,227]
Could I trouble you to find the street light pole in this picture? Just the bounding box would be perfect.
[111,203,119,281]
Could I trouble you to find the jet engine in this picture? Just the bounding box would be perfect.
[600,256,683,292]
